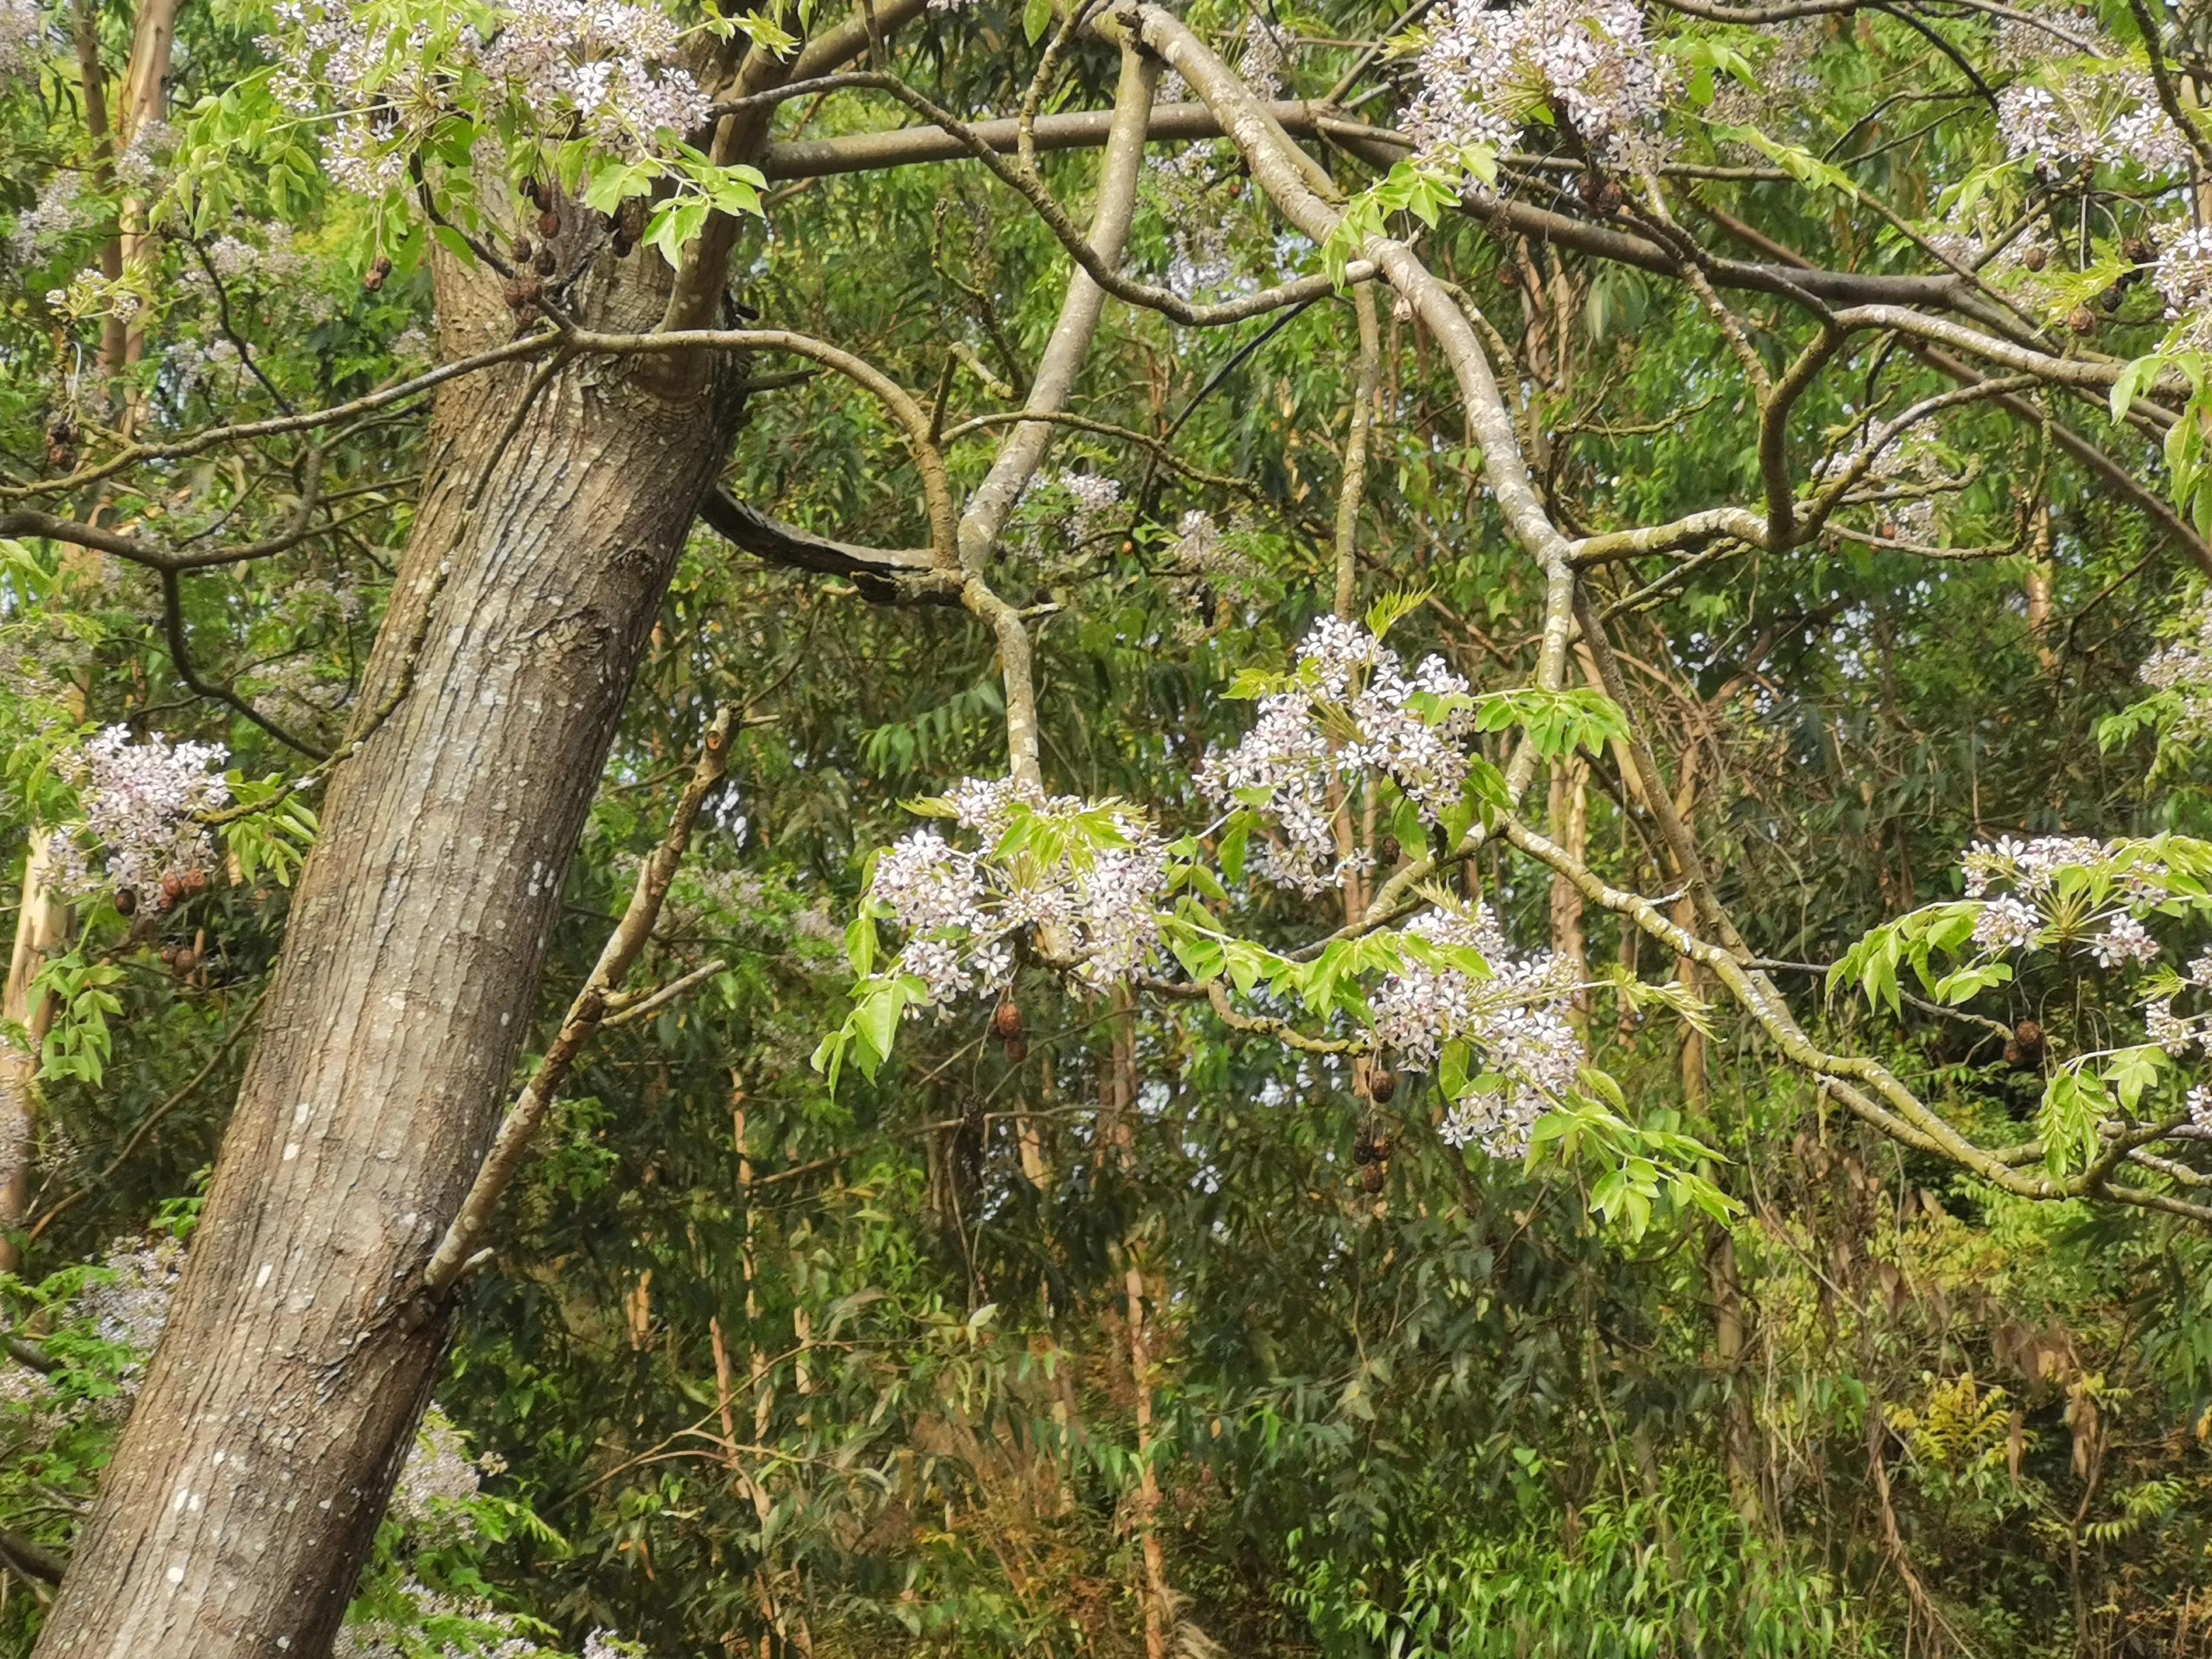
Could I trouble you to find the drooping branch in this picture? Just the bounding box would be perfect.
[159,569,329,759]
[1503,814,2212,1224]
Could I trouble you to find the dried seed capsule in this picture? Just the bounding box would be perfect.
[1353,1128,1375,1165]
[2124,236,2153,265]
[513,236,534,263]
[537,207,561,239]
[1369,1136,1392,1164]
[114,887,137,916]
[162,872,187,903]
[2021,244,2049,272]
[48,443,76,472]
[1361,1162,1386,1193]
[2068,304,2097,335]
[991,1000,1024,1042]
[1367,1068,1396,1104]
[524,176,549,210]
[170,947,197,974]
[2006,1018,2046,1070]
[1004,1033,1028,1065]
[534,247,557,277]
[185,867,207,893]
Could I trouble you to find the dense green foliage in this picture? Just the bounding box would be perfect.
[12,0,2212,1653]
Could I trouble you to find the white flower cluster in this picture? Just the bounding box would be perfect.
[333,1577,625,1659]
[1995,72,2194,178]
[1369,906,1584,1157]
[2139,602,2212,743]
[389,1403,502,1543]
[471,0,713,151]
[260,0,710,196]
[10,174,88,263]
[1056,471,1123,548]
[1199,617,1477,894]
[114,119,176,190]
[47,725,231,900]
[2153,226,2212,352]
[1404,0,1668,170]
[44,266,140,324]
[1236,15,1287,101]
[2190,1080,2212,1130]
[1959,834,2175,967]
[78,1236,186,1378]
[2145,955,2212,1058]
[868,777,1170,1000]
[0,0,41,78]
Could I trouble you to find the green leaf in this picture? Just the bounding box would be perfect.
[429,224,478,267]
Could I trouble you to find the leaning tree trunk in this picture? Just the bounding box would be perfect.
[32,233,749,1656]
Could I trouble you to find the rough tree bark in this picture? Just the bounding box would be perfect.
[31,216,750,1659]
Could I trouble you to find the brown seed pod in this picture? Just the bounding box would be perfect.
[1369,1136,1392,1164]
[47,443,76,472]
[1353,1127,1375,1165]
[2068,304,2097,335]
[170,947,197,975]
[534,247,557,277]
[363,268,386,293]
[1004,1033,1028,1065]
[2007,1018,2046,1070]
[504,273,542,310]
[991,1000,1025,1042]
[513,236,534,263]
[1361,1162,1386,1193]
[537,207,561,239]
[159,945,178,965]
[2124,236,2154,266]
[1367,1068,1396,1104]
[524,176,549,210]
[114,887,137,916]
[185,867,207,893]
[2021,244,2049,272]
[162,872,187,903]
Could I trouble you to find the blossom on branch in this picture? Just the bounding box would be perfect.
[47,725,231,901]
[866,777,1171,1001]
[1369,906,1584,1157]
[1404,0,1668,171]
[1199,615,1480,894]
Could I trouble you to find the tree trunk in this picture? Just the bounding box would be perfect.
[0,834,69,1268]
[33,240,748,1657]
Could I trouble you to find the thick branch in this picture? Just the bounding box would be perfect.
[699,489,956,605]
